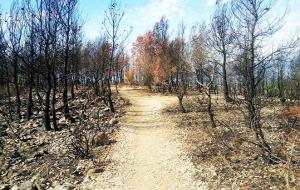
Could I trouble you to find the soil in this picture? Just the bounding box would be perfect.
[80,87,207,189]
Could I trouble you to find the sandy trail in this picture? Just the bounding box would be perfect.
[81,87,206,190]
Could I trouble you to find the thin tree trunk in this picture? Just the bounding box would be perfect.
[71,80,75,99]
[207,88,217,128]
[6,76,12,121]
[115,81,119,94]
[13,55,21,122]
[63,32,70,119]
[27,70,34,121]
[222,53,231,102]
[52,71,58,131]
[44,70,52,131]
[178,94,186,113]
[106,78,115,113]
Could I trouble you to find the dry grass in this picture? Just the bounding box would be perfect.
[164,93,300,189]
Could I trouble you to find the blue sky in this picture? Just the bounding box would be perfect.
[1,0,300,52]
[79,0,215,49]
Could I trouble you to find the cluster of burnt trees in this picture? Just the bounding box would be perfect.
[0,0,129,130]
[133,0,299,162]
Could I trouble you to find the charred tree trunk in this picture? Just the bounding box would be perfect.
[63,28,71,120]
[207,87,217,128]
[247,100,272,161]
[71,79,75,99]
[6,73,12,121]
[115,79,119,94]
[52,71,58,131]
[27,70,34,121]
[106,78,115,113]
[13,55,21,122]
[94,77,100,96]
[246,38,272,162]
[222,52,231,102]
[44,69,52,131]
[178,94,186,113]
[63,44,70,119]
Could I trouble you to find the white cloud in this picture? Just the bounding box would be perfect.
[122,0,187,52]
[129,0,186,32]
[207,0,215,6]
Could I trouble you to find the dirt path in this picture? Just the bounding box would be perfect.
[81,88,207,190]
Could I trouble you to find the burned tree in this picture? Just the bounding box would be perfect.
[209,2,234,102]
[191,24,207,93]
[170,23,189,113]
[103,0,131,112]
[231,0,295,162]
[6,2,24,122]
[59,0,79,120]
[32,0,61,130]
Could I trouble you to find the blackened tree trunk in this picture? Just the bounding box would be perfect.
[63,33,71,119]
[71,78,75,99]
[6,71,13,121]
[70,55,74,99]
[103,0,131,113]
[106,78,115,113]
[222,51,231,102]
[27,70,34,120]
[207,86,217,128]
[210,3,233,102]
[44,69,52,131]
[13,55,21,122]
[178,94,186,113]
[244,38,272,161]
[52,70,58,131]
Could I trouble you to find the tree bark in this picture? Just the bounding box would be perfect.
[27,70,34,121]
[6,74,12,121]
[222,52,231,102]
[13,55,21,122]
[52,71,58,131]
[44,70,52,131]
[178,94,186,113]
[207,89,217,128]
[106,78,115,113]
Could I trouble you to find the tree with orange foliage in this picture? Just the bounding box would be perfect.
[132,17,175,92]
[125,69,135,84]
[132,31,156,89]
[152,17,173,93]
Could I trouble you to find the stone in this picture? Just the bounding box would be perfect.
[56,111,63,116]
[103,107,110,112]
[0,125,8,137]
[26,157,35,164]
[109,118,118,125]
[92,133,110,147]
[86,167,104,176]
[19,180,36,190]
[0,184,10,190]
[33,152,43,158]
[59,118,66,124]
[32,122,40,128]
[26,122,34,128]
[94,96,105,103]
[72,166,84,176]
[10,185,19,190]
[53,182,74,190]
[11,150,22,159]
